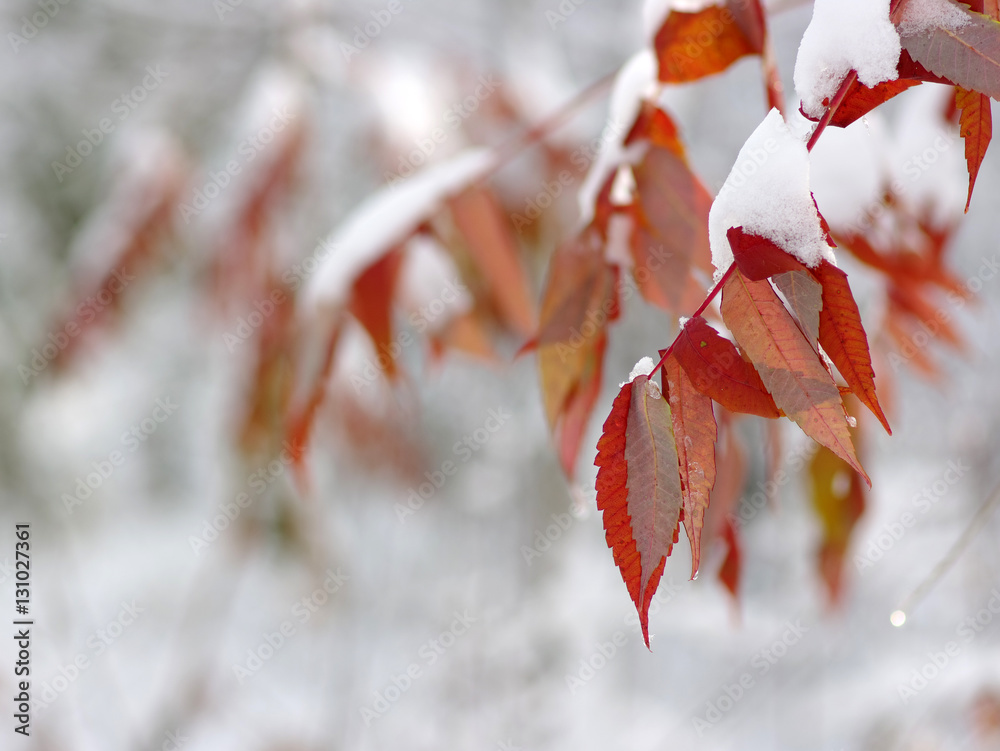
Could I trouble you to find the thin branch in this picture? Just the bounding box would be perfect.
[895,477,1000,620]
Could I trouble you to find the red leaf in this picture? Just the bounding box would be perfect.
[672,316,780,419]
[630,112,714,311]
[448,185,537,337]
[654,4,760,84]
[663,354,718,579]
[811,260,891,434]
[809,444,866,603]
[829,78,922,128]
[898,4,1000,99]
[727,226,809,281]
[595,375,683,648]
[718,516,742,600]
[956,86,993,211]
[348,248,404,379]
[720,269,869,484]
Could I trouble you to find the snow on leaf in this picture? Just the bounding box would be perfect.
[727,226,809,281]
[773,269,823,344]
[595,375,683,648]
[956,86,993,211]
[709,110,835,276]
[662,354,717,579]
[898,1,1000,99]
[793,0,901,119]
[811,260,892,435]
[672,316,780,418]
[720,269,869,484]
[304,149,494,311]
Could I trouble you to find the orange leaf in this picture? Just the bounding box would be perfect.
[663,354,717,579]
[810,260,891,434]
[448,185,536,337]
[630,130,713,311]
[956,86,993,211]
[672,316,780,419]
[720,269,868,484]
[718,516,741,600]
[348,248,404,379]
[655,4,759,84]
[809,444,866,603]
[595,375,683,648]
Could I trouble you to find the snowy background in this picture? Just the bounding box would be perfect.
[2,0,1000,749]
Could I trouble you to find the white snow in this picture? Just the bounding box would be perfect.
[708,109,835,277]
[622,356,656,387]
[577,50,658,225]
[794,0,901,119]
[302,148,495,311]
[898,0,971,36]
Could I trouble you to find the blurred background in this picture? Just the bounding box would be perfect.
[2,0,1000,748]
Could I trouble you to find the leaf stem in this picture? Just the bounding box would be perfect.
[650,263,736,376]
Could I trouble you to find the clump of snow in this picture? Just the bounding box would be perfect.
[794,0,901,119]
[577,50,658,225]
[620,356,656,387]
[708,109,834,277]
[642,0,722,39]
[303,148,494,312]
[898,0,970,36]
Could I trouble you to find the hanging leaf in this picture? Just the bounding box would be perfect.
[595,374,683,647]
